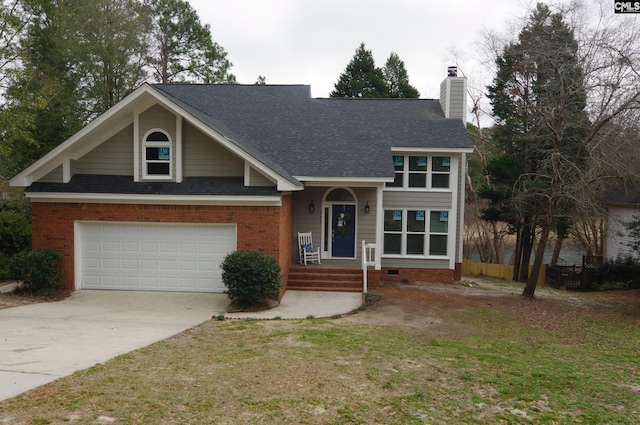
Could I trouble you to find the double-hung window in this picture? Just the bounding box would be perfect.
[383,209,449,256]
[386,155,451,189]
[143,130,172,179]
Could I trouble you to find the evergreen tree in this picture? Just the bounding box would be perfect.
[485,3,590,297]
[383,52,419,98]
[330,43,388,98]
[147,0,235,84]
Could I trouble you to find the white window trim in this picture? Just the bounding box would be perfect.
[385,154,454,192]
[142,129,173,180]
[382,208,451,258]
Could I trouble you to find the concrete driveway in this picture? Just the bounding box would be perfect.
[0,290,228,401]
[0,289,363,401]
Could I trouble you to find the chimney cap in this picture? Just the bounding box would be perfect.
[447,66,458,77]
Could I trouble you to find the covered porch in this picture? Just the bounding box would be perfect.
[290,185,383,292]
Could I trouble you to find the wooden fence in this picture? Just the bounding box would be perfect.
[462,259,546,287]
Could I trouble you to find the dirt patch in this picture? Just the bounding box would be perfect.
[0,281,71,310]
[341,277,639,334]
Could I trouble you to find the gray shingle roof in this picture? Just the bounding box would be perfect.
[152,84,473,180]
[27,175,279,196]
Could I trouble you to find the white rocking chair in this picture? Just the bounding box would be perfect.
[298,232,321,265]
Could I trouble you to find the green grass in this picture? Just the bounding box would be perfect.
[1,296,639,424]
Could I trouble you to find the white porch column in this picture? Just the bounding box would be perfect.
[375,184,383,269]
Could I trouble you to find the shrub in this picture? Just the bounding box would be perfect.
[221,250,281,305]
[591,255,640,290]
[9,250,63,296]
[0,210,31,256]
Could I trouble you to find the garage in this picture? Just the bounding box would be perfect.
[77,222,236,292]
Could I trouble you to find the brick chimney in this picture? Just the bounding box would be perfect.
[439,66,467,127]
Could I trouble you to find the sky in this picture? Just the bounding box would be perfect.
[187,0,531,99]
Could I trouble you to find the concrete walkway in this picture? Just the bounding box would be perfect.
[0,290,362,401]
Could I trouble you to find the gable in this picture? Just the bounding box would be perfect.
[10,84,299,191]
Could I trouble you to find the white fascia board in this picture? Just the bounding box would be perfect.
[297,176,392,186]
[10,84,157,187]
[25,192,282,206]
[391,147,474,154]
[145,87,302,192]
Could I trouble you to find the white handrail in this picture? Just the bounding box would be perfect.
[361,240,376,293]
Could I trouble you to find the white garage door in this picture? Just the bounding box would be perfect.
[78,222,236,292]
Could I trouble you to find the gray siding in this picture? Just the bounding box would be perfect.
[448,79,466,120]
[72,125,134,176]
[183,123,243,177]
[293,186,377,263]
[38,166,63,183]
[383,191,452,209]
[249,167,275,187]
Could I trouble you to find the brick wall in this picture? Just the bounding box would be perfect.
[31,201,290,291]
[380,267,455,283]
[277,194,294,298]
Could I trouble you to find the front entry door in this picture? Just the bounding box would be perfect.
[331,204,356,257]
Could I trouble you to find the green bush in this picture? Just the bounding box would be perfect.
[0,210,31,256]
[9,250,63,296]
[221,250,281,305]
[591,255,640,290]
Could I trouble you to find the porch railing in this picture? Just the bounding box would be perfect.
[361,240,376,293]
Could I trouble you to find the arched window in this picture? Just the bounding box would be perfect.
[143,130,172,178]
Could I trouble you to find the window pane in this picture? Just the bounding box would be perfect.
[384,210,403,231]
[408,173,426,187]
[384,234,402,254]
[326,188,354,202]
[432,156,450,172]
[146,147,170,161]
[147,163,170,175]
[407,234,424,255]
[407,210,425,232]
[409,156,427,171]
[146,131,170,142]
[430,211,448,233]
[432,174,449,188]
[393,156,404,171]
[430,235,447,255]
[386,172,403,188]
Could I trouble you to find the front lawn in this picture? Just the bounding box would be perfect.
[1,282,639,424]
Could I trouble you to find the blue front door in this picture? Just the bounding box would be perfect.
[332,204,356,257]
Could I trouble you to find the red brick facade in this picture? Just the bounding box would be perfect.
[31,196,293,292]
[380,267,456,283]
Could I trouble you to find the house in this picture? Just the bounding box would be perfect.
[9,69,474,295]
[602,182,640,261]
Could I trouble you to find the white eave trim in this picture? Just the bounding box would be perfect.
[25,192,282,206]
[296,176,392,186]
[391,147,474,154]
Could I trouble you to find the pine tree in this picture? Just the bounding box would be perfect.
[383,52,419,98]
[330,43,388,98]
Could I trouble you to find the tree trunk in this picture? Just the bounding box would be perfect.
[518,218,535,282]
[550,234,564,266]
[512,224,523,281]
[523,221,551,298]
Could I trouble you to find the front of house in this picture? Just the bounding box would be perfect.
[10,71,473,295]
